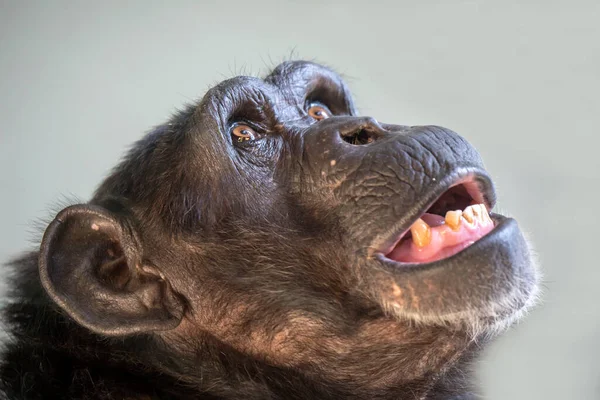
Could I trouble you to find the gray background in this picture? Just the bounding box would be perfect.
[1,1,598,399]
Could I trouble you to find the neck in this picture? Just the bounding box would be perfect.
[155,343,480,399]
[154,317,483,399]
[0,253,482,399]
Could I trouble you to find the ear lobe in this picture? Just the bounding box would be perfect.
[39,204,184,336]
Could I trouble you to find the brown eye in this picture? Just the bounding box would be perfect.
[307,104,331,121]
[231,124,257,143]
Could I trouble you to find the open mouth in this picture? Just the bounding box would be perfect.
[383,180,496,264]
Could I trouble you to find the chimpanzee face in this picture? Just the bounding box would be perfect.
[38,61,539,390]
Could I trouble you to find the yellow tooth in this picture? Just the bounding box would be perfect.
[462,206,474,223]
[410,218,432,247]
[445,210,462,231]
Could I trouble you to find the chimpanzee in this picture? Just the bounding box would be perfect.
[0,61,539,399]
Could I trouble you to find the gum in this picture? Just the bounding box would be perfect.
[387,215,494,263]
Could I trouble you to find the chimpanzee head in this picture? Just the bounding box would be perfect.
[37,61,539,397]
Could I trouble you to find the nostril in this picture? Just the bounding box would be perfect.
[341,129,375,145]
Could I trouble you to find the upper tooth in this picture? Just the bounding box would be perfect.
[445,210,462,231]
[410,218,432,247]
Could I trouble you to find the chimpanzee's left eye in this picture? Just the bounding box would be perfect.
[307,103,332,121]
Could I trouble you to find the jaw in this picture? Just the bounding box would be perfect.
[154,215,535,398]
[345,172,540,336]
[360,216,540,336]
[161,311,478,399]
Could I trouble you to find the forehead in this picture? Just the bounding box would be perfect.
[199,61,354,117]
[264,60,350,93]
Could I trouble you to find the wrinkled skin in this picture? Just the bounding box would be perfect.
[0,61,539,399]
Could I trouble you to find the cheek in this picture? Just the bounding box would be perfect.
[236,137,282,169]
[166,299,327,365]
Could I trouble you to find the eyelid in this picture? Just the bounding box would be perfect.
[307,100,329,108]
[304,79,348,115]
[229,120,266,133]
[306,101,333,114]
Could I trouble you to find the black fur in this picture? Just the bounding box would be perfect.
[0,61,538,399]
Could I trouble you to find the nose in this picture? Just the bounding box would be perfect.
[334,116,387,145]
[300,117,486,190]
[303,116,388,149]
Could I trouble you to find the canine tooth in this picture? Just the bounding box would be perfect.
[445,210,462,231]
[410,218,432,247]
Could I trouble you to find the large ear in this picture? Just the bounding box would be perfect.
[39,204,184,336]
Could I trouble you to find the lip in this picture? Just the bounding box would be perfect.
[367,212,537,321]
[368,167,496,259]
[375,213,508,269]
